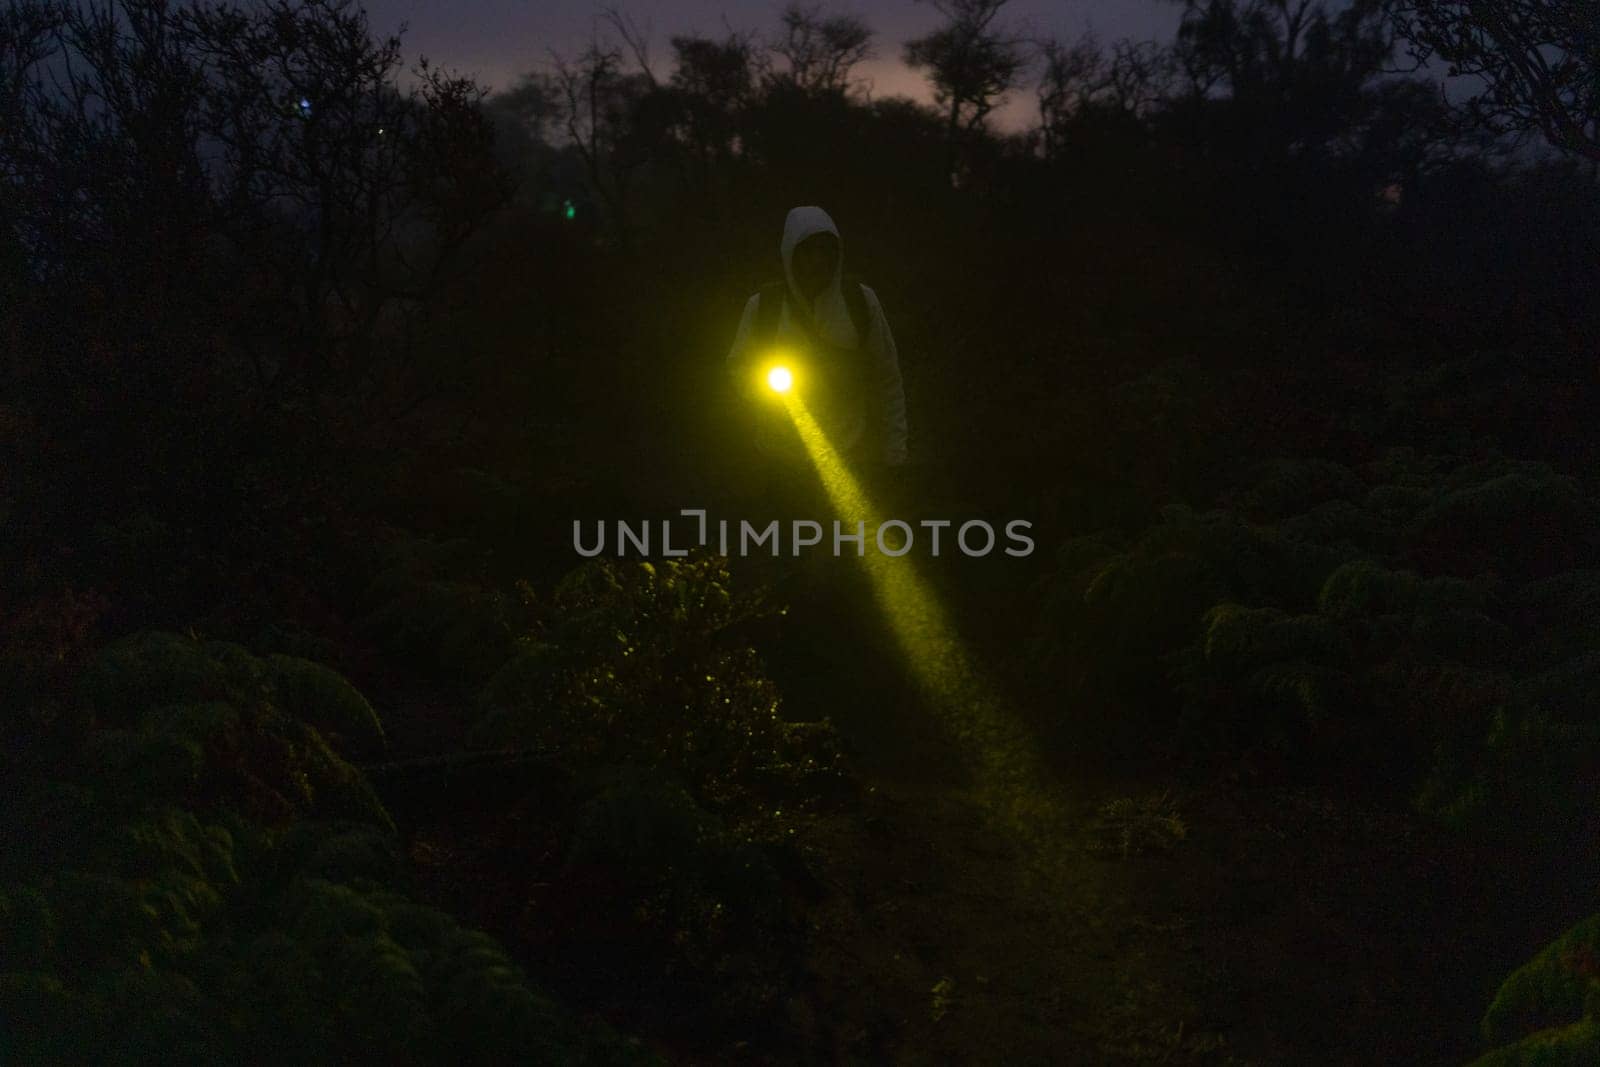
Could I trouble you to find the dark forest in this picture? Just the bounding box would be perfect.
[3,0,1599,1062]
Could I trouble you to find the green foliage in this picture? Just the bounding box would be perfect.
[1475,915,1600,1064]
[360,533,524,683]
[1363,483,1435,523]
[1229,457,1365,521]
[1175,602,1357,758]
[1144,504,1348,611]
[1404,466,1600,580]
[1090,793,1188,858]
[380,901,585,1064]
[81,630,246,725]
[1033,502,1353,758]
[1518,654,1600,724]
[76,631,391,830]
[0,587,108,727]
[274,820,404,890]
[1408,608,1514,668]
[1246,659,1347,727]
[470,556,848,822]
[1317,560,1421,619]
[1199,604,1347,679]
[0,630,648,1065]
[1030,445,1600,822]
[1512,570,1600,623]
[1472,1019,1600,1066]
[1419,704,1600,833]
[549,768,793,1033]
[1080,549,1225,655]
[1280,498,1396,557]
[265,653,387,759]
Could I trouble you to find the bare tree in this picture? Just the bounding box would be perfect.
[666,27,759,179]
[549,33,654,236]
[1104,40,1180,117]
[1386,0,1600,163]
[2,0,509,410]
[600,5,659,88]
[1035,33,1177,157]
[1160,0,1399,168]
[1166,0,1390,99]
[903,0,1029,139]
[538,15,760,238]
[1037,34,1109,156]
[767,2,875,95]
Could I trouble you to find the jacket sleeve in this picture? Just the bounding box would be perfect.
[863,287,908,466]
[726,294,761,374]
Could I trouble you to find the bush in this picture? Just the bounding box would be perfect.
[1475,914,1600,1065]
[265,654,387,759]
[1226,457,1365,522]
[543,768,794,1036]
[359,534,525,684]
[1028,442,1600,819]
[0,631,649,1065]
[1089,792,1188,857]
[469,556,849,823]
[1404,467,1600,581]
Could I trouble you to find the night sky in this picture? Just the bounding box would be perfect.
[362,0,1184,126]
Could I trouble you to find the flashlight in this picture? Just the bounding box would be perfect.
[767,366,794,393]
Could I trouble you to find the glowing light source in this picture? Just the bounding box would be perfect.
[564,198,576,220]
[767,366,794,393]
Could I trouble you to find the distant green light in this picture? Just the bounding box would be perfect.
[563,199,576,220]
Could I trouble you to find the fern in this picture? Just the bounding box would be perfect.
[1,630,656,1065]
[265,655,386,758]
[1477,914,1600,1059]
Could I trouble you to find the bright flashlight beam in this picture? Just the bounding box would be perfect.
[767,366,793,393]
[781,395,1145,1028]
[781,394,1044,795]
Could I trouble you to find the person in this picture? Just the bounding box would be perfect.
[722,206,911,718]
[725,206,908,513]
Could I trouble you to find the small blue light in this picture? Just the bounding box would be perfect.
[299,97,311,114]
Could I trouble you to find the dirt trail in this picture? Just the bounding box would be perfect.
[765,552,1230,1065]
[772,553,1507,1065]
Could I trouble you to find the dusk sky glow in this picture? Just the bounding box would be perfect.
[363,0,1186,128]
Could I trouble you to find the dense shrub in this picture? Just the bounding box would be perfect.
[0,631,647,1065]
[535,768,796,1037]
[1403,468,1600,581]
[1474,914,1600,1065]
[1029,449,1600,807]
[359,534,525,684]
[470,555,850,824]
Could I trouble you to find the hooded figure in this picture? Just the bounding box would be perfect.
[727,206,908,467]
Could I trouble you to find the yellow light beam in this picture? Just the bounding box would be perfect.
[782,393,1048,809]
[779,394,1190,1049]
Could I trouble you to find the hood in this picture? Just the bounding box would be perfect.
[779,205,856,347]
[780,204,844,307]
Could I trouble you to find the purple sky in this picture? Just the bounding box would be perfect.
[362,1,1184,127]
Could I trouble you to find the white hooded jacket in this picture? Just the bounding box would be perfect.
[727,206,908,465]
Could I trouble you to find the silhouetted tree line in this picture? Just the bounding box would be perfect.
[4,0,1600,1062]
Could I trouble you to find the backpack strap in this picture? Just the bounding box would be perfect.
[754,282,788,347]
[756,277,874,350]
[841,275,873,349]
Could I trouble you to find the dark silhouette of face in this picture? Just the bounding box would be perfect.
[792,233,839,301]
